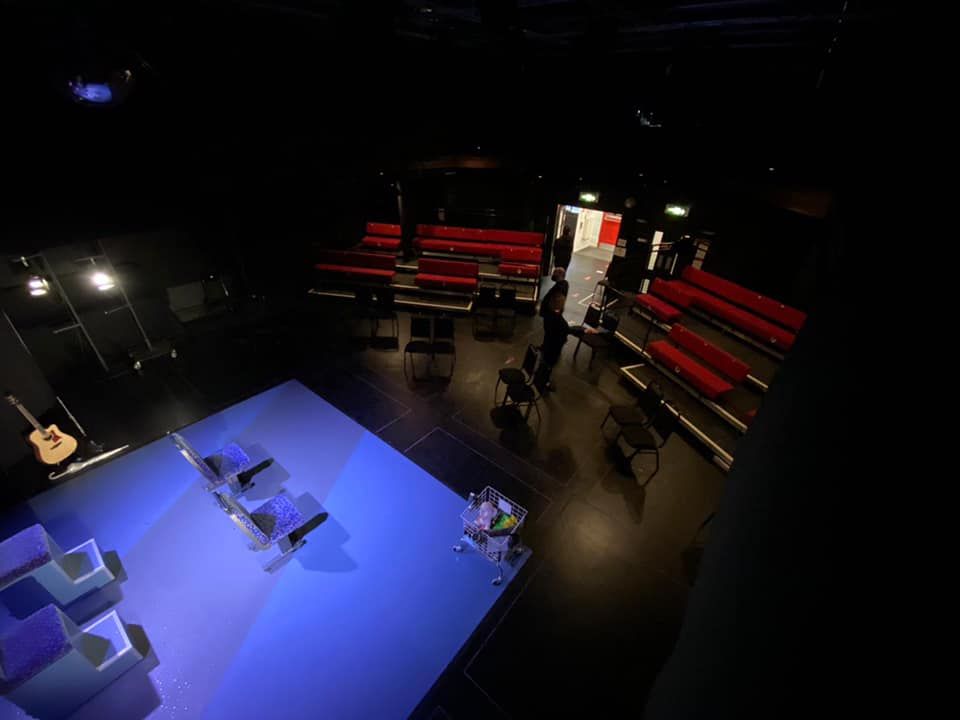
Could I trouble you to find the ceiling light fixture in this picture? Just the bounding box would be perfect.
[665,204,690,218]
[91,271,115,291]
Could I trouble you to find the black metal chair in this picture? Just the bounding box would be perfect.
[403,316,434,381]
[431,317,456,378]
[501,346,542,425]
[601,382,665,433]
[473,285,498,337]
[495,344,538,405]
[572,305,619,369]
[614,409,678,486]
[371,288,398,341]
[495,287,517,337]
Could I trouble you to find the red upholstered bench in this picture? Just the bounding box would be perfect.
[668,325,751,384]
[676,281,796,351]
[315,250,396,282]
[500,246,543,263]
[651,279,694,309]
[499,262,539,279]
[647,341,734,401]
[415,238,501,257]
[680,266,806,332]
[367,222,401,237]
[359,235,402,252]
[634,293,683,323]
[415,258,478,292]
[416,224,543,246]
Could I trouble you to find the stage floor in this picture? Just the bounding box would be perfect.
[0,380,526,720]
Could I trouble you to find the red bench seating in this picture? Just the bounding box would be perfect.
[359,235,402,252]
[681,266,806,332]
[634,293,683,323]
[416,224,543,246]
[668,325,751,384]
[647,340,734,401]
[415,238,544,262]
[315,250,396,282]
[499,262,539,279]
[499,246,542,263]
[415,258,479,292]
[651,279,694,309]
[367,222,401,237]
[676,282,796,351]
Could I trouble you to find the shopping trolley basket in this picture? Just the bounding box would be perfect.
[453,486,527,585]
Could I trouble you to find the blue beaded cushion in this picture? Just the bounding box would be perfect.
[251,495,306,543]
[211,443,251,479]
[0,605,72,693]
[0,524,53,589]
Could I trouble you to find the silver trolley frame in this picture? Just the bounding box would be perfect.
[453,486,528,585]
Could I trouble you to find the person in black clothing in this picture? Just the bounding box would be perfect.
[553,226,573,271]
[538,267,569,319]
[539,289,595,392]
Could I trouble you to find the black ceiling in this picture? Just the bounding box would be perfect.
[0,0,896,228]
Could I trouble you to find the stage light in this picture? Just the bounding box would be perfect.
[665,204,690,218]
[91,271,115,291]
[27,276,49,296]
[579,192,599,204]
[69,81,113,104]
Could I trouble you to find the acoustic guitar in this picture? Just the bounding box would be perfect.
[5,393,78,465]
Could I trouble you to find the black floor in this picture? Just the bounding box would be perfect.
[1,294,727,719]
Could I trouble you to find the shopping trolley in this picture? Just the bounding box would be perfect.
[453,486,528,585]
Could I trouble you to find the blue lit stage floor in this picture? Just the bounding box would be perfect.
[0,380,526,720]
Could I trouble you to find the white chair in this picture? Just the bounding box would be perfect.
[0,604,146,717]
[0,524,115,605]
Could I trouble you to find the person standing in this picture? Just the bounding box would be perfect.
[539,267,569,319]
[553,226,573,271]
[538,290,595,392]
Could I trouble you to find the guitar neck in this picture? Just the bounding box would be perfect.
[12,401,45,434]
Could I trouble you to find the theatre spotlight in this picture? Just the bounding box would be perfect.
[91,271,115,291]
[28,276,49,296]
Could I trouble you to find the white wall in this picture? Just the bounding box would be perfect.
[574,208,603,253]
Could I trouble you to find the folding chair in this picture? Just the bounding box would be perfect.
[495,344,539,405]
[431,317,457,378]
[572,305,620,369]
[601,382,665,432]
[403,316,434,381]
[614,409,679,486]
[495,286,517,337]
[371,288,399,341]
[473,285,498,337]
[501,347,543,425]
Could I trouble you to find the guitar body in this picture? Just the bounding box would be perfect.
[28,424,78,465]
